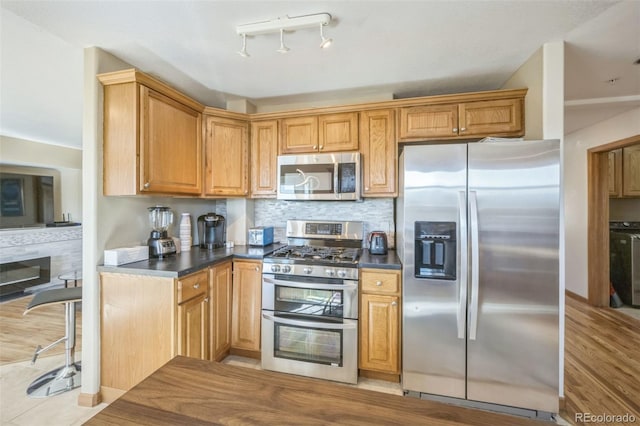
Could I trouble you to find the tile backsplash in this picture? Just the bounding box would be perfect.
[253,198,395,248]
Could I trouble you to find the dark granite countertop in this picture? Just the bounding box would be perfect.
[358,249,402,270]
[98,243,286,278]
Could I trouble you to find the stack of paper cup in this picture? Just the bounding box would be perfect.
[179,213,192,251]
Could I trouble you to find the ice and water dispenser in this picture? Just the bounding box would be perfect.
[414,221,456,280]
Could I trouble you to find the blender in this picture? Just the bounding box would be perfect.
[147,206,176,258]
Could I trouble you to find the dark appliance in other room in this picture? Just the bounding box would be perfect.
[368,231,388,255]
[261,219,363,384]
[147,206,176,258]
[198,213,226,249]
[248,226,274,246]
[610,221,640,307]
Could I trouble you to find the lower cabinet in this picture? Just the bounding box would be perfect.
[359,268,401,380]
[231,260,262,355]
[177,269,209,360]
[210,261,232,361]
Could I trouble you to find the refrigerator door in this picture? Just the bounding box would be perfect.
[401,144,467,399]
[466,140,559,413]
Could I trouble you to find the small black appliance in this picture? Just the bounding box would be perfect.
[368,231,388,255]
[198,213,226,249]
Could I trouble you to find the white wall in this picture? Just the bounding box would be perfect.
[0,135,82,221]
[564,107,640,298]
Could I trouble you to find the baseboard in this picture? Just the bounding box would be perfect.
[565,290,588,304]
[229,347,261,360]
[359,369,401,383]
[78,392,101,407]
[100,386,126,404]
[558,396,565,410]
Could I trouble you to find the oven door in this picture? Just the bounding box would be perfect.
[262,274,358,320]
[261,311,358,384]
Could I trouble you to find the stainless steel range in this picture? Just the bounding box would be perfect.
[261,219,363,384]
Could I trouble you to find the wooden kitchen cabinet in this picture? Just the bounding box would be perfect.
[210,261,232,361]
[280,112,358,154]
[398,98,523,142]
[360,109,397,197]
[100,77,203,196]
[609,149,623,197]
[176,269,209,360]
[622,145,640,197]
[204,115,249,196]
[250,120,279,197]
[231,260,262,356]
[359,269,401,380]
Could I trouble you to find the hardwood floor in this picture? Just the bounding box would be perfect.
[0,294,83,364]
[564,293,640,425]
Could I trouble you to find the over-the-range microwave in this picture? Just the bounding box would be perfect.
[277,152,360,201]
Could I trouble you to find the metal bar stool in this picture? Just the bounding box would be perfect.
[23,287,82,397]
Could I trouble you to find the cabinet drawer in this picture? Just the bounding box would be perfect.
[177,270,208,304]
[361,270,400,294]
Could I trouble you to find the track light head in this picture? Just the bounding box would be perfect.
[237,33,250,58]
[276,29,290,54]
[319,23,332,49]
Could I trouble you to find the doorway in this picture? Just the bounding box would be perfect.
[587,134,640,306]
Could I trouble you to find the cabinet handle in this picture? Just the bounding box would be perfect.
[460,127,466,132]
[452,128,458,133]
[143,182,150,189]
[204,297,210,303]
[193,283,200,289]
[391,301,397,306]
[376,281,382,286]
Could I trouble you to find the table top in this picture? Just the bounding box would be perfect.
[85,356,540,426]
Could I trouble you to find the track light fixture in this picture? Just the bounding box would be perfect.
[236,13,333,57]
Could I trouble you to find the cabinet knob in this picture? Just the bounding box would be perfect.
[391,301,397,306]
[460,127,466,132]
[143,182,150,189]
[376,281,382,286]
[313,145,318,150]
[365,187,370,191]
[319,145,324,150]
[244,190,248,195]
[204,297,210,303]
[255,266,260,271]
[452,128,458,133]
[193,283,200,289]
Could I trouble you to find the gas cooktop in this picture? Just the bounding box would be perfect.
[268,245,361,264]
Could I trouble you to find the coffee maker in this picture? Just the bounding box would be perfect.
[198,213,225,249]
[147,206,176,258]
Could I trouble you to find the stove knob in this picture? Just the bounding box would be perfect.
[326,269,336,277]
[282,265,291,273]
[337,270,347,278]
[270,265,281,273]
[303,267,313,274]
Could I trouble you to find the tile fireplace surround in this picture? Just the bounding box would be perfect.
[0,226,82,294]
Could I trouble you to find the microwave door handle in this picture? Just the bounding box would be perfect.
[263,276,358,291]
[334,163,340,199]
[262,312,357,330]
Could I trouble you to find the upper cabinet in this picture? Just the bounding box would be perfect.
[280,112,359,154]
[250,120,279,198]
[611,145,640,198]
[398,98,524,142]
[360,109,396,197]
[100,74,203,196]
[204,115,249,197]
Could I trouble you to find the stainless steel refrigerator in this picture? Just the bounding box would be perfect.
[397,140,560,419]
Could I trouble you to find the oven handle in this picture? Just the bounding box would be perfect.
[263,276,358,290]
[262,312,357,330]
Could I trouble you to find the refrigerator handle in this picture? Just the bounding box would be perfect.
[468,190,480,340]
[457,191,467,340]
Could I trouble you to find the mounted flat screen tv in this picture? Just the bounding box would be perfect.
[0,166,59,229]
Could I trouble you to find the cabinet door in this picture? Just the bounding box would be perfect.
[622,145,640,197]
[231,261,262,351]
[210,261,232,361]
[609,149,622,198]
[140,86,202,195]
[458,98,523,137]
[204,115,249,196]
[318,112,359,152]
[250,120,278,198]
[177,293,209,360]
[280,116,318,154]
[359,294,400,374]
[399,104,458,140]
[360,109,396,197]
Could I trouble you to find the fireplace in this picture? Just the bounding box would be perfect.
[0,256,51,301]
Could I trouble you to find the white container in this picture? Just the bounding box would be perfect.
[179,213,192,251]
[104,246,149,266]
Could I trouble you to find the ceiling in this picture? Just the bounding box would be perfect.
[1,0,639,148]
